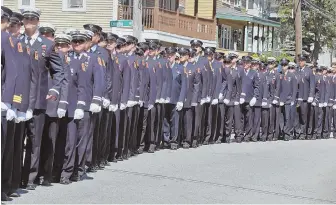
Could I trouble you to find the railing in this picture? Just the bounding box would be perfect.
[118,5,216,41]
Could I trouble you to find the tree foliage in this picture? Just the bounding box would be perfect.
[276,0,336,62]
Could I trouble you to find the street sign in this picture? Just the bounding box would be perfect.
[110,20,133,28]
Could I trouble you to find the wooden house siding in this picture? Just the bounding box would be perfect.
[3,0,113,33]
[184,0,194,16]
[198,0,213,19]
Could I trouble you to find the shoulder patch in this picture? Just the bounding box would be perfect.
[9,36,14,48]
[97,57,102,66]
[34,51,38,60]
[17,43,23,53]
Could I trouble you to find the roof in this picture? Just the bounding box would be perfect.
[216,7,281,28]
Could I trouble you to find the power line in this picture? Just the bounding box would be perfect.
[303,0,335,22]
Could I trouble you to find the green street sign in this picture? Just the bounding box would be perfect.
[110,20,133,28]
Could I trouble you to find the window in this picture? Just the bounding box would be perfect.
[222,0,230,5]
[219,25,232,50]
[18,0,35,9]
[62,0,86,12]
[234,0,241,7]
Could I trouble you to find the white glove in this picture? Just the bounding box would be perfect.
[333,104,336,110]
[308,97,313,103]
[206,96,211,102]
[280,102,284,106]
[261,102,267,107]
[165,97,170,103]
[110,104,118,112]
[89,103,100,113]
[1,102,11,112]
[290,101,295,106]
[26,109,33,121]
[224,99,230,105]
[6,108,17,121]
[102,98,110,109]
[127,101,137,108]
[211,99,218,105]
[272,100,278,104]
[74,109,84,120]
[219,93,224,101]
[249,97,256,107]
[155,99,160,103]
[318,103,323,108]
[312,102,316,106]
[239,98,245,104]
[15,111,26,123]
[148,104,154,111]
[57,108,66,118]
[234,101,239,106]
[159,98,164,103]
[191,103,197,107]
[176,102,183,111]
[200,98,206,105]
[323,102,327,107]
[120,103,127,110]
[139,101,144,107]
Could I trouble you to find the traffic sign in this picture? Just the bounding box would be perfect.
[110,20,133,28]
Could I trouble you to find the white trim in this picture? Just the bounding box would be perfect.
[18,0,35,9]
[62,0,87,12]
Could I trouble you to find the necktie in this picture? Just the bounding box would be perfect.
[76,53,80,59]
[27,36,32,46]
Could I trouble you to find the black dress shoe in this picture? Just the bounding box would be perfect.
[41,180,52,186]
[215,140,221,144]
[70,174,80,182]
[226,137,231,143]
[236,137,242,143]
[191,140,198,148]
[170,143,178,150]
[182,142,190,149]
[1,192,11,201]
[60,177,72,185]
[104,161,111,166]
[148,144,155,153]
[98,162,105,169]
[137,148,144,154]
[203,141,209,145]
[87,166,97,173]
[26,183,36,190]
[8,190,20,198]
[116,156,123,161]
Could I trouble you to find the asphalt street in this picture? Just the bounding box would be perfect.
[6,139,336,204]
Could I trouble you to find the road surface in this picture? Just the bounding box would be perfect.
[7,139,336,204]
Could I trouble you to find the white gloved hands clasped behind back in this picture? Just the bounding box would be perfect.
[74,109,84,120]
[6,108,17,121]
[89,103,100,113]
[102,98,110,109]
[57,108,66,118]
[26,109,33,121]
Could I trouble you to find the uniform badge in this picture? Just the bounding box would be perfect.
[146,62,149,68]
[34,51,38,60]
[153,67,156,73]
[280,75,283,80]
[85,61,89,68]
[197,68,201,73]
[158,62,162,68]
[70,68,74,75]
[142,60,145,66]
[17,43,23,53]
[318,79,320,84]
[97,57,102,66]
[81,63,86,71]
[9,36,14,48]
[188,69,192,76]
[27,47,30,55]
[41,45,47,57]
[102,59,106,67]
[115,57,119,64]
[134,61,137,68]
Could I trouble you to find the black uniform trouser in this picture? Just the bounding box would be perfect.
[268,105,280,140]
[312,106,323,139]
[234,104,242,139]
[224,105,234,142]
[205,104,218,143]
[260,108,269,141]
[239,103,254,140]
[333,109,336,138]
[76,111,92,176]
[108,110,120,160]
[22,109,46,185]
[88,112,102,166]
[192,104,201,143]
[104,111,112,161]
[163,104,181,144]
[183,107,193,144]
[2,120,24,193]
[251,106,261,141]
[39,116,59,182]
[99,108,110,163]
[322,106,331,139]
[124,107,133,155]
[296,102,310,139]
[154,103,163,146]
[200,103,209,143]
[1,114,8,161]
[148,106,156,145]
[279,105,294,140]
[137,107,149,149]
[128,105,140,152]
[217,104,226,142]
[117,109,128,156]
[60,117,77,180]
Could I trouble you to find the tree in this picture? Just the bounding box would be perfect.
[276,0,336,62]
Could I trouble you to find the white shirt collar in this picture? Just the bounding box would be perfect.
[171,62,176,68]
[24,31,40,45]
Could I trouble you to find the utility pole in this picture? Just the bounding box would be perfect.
[294,0,302,60]
[133,0,143,41]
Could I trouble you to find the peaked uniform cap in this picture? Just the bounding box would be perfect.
[106,32,119,41]
[83,24,102,33]
[55,33,72,44]
[9,12,23,24]
[21,7,41,18]
[190,39,203,46]
[39,23,56,33]
[70,30,88,41]
[1,6,13,19]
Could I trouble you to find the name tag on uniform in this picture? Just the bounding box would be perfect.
[42,45,47,57]
[81,63,86,71]
[17,43,23,53]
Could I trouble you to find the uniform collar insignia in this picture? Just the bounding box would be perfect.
[20,35,24,40]
[68,52,74,57]
[37,37,42,42]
